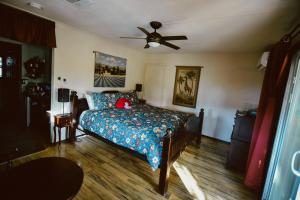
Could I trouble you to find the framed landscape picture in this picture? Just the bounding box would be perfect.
[172,66,202,108]
[94,51,127,87]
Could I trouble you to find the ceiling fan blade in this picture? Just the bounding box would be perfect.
[144,44,150,49]
[137,27,150,35]
[161,41,180,50]
[162,36,188,40]
[120,37,145,39]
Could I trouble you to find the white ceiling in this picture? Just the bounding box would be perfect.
[1,0,300,53]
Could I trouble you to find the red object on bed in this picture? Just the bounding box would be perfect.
[115,98,132,109]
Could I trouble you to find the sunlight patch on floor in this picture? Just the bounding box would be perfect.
[173,161,206,200]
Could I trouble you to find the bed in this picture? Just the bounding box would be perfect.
[70,91,204,195]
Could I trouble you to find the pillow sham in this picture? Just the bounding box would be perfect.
[92,92,121,110]
[85,92,95,109]
[121,91,139,105]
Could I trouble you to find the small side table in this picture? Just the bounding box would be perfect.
[53,113,72,145]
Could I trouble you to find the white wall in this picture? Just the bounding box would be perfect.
[51,21,146,113]
[144,53,264,142]
[1,5,265,143]
[50,22,264,142]
[51,22,146,140]
[2,22,264,143]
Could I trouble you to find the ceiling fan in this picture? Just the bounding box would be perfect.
[120,21,188,50]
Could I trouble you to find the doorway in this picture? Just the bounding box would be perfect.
[0,40,52,163]
[0,41,22,125]
[262,51,300,199]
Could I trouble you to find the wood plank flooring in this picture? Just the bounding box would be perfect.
[0,135,255,200]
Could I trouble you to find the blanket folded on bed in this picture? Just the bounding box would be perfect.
[79,104,191,170]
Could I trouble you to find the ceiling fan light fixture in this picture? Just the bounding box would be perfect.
[148,41,160,47]
[121,21,186,50]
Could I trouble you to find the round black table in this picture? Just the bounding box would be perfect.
[0,157,84,200]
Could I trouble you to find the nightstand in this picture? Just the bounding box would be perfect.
[53,113,72,145]
[138,99,146,105]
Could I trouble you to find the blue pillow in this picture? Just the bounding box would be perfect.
[121,91,139,105]
[92,92,121,110]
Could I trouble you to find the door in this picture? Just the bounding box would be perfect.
[291,151,300,199]
[0,41,22,125]
[144,64,166,107]
[263,52,300,199]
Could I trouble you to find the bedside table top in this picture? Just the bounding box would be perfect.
[54,113,72,127]
[55,113,72,118]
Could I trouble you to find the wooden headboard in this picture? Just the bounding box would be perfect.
[101,90,120,94]
[70,90,126,126]
[71,97,88,126]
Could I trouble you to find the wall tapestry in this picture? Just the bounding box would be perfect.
[172,66,202,108]
[94,51,127,87]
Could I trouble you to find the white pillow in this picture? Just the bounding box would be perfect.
[85,92,95,110]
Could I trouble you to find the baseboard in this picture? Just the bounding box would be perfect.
[202,134,230,144]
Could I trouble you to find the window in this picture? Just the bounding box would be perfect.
[6,57,14,78]
[0,57,2,78]
[6,56,14,66]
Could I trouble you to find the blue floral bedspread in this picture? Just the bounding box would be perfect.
[79,104,191,170]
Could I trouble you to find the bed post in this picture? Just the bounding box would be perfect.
[196,108,204,146]
[159,128,173,196]
[69,93,78,142]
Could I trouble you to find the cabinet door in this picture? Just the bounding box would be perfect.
[0,41,22,122]
[226,140,250,172]
[232,115,255,142]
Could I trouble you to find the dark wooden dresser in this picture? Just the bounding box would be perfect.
[226,110,256,172]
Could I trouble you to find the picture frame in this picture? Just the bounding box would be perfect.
[172,66,202,108]
[94,51,127,87]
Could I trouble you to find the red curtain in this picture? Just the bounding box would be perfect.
[0,3,56,48]
[244,36,293,192]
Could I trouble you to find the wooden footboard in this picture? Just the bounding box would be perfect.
[70,92,204,196]
[159,109,204,195]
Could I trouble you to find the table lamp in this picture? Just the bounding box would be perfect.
[58,88,70,114]
[135,84,142,99]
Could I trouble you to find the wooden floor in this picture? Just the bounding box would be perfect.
[1,135,255,200]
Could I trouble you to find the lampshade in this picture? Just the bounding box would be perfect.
[58,88,70,102]
[148,41,160,47]
[135,84,142,92]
